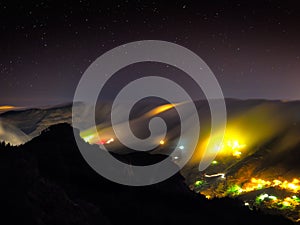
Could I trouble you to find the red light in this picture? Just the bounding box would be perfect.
[97,139,106,145]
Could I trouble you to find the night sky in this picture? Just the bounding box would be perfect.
[1,0,300,107]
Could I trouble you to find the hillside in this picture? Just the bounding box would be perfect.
[0,123,294,225]
[1,99,300,222]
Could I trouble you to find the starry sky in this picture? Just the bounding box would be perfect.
[1,0,300,107]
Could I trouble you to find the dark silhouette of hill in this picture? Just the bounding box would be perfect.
[0,123,295,225]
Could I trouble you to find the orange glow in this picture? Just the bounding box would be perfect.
[147,103,176,116]
[159,139,165,145]
[279,179,300,192]
[240,178,300,193]
[283,197,300,207]
[0,105,16,111]
[242,178,272,192]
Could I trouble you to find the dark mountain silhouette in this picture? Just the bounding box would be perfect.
[0,123,294,225]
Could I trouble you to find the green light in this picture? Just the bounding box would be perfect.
[211,160,218,165]
[255,194,268,204]
[292,196,300,203]
[227,185,243,196]
[82,134,95,143]
[195,180,204,187]
[279,201,292,209]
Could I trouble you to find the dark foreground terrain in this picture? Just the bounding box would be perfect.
[0,123,295,225]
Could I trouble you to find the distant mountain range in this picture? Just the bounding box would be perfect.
[1,99,300,223]
[2,98,300,146]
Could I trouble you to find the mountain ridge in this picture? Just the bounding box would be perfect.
[0,123,294,225]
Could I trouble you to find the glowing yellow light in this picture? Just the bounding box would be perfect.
[278,179,300,193]
[148,103,176,116]
[281,196,300,208]
[227,140,245,149]
[288,183,297,190]
[242,178,272,192]
[231,177,300,195]
[232,150,242,157]
[83,134,95,143]
[159,140,165,145]
[211,129,247,159]
[273,179,282,186]
[211,160,218,165]
[282,201,291,207]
